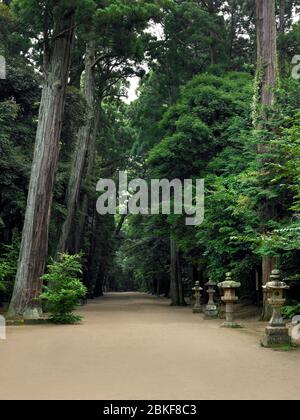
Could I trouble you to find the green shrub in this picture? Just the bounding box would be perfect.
[40,254,87,324]
[282,304,300,320]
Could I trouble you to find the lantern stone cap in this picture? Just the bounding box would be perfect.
[205,280,217,287]
[218,281,241,289]
[218,272,240,289]
[192,281,203,291]
[263,281,290,290]
[262,269,289,290]
[270,269,280,278]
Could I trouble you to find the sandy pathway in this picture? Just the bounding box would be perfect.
[0,292,299,400]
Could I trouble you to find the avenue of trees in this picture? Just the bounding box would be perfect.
[0,0,300,320]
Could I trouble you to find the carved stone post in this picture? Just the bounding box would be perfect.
[263,269,291,347]
[204,280,218,318]
[192,281,203,314]
[218,272,241,328]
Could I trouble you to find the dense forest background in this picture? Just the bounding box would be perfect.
[0,0,300,319]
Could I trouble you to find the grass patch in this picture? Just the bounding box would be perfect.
[221,323,243,329]
[260,341,298,352]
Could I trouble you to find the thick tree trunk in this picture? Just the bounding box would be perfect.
[176,250,186,306]
[164,277,170,298]
[256,0,277,116]
[170,238,186,306]
[7,10,76,319]
[170,238,178,305]
[255,0,277,321]
[279,0,286,78]
[84,207,99,296]
[57,41,96,255]
[74,107,100,253]
[261,256,276,313]
[208,0,217,65]
[156,277,160,296]
[229,0,237,58]
[94,271,104,298]
[261,0,277,108]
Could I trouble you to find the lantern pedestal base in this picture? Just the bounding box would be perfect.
[192,306,202,314]
[263,326,291,347]
[220,302,241,328]
[204,304,218,318]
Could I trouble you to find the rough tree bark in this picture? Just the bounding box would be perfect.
[279,0,286,78]
[207,0,218,65]
[255,0,277,320]
[170,238,186,306]
[262,2,277,107]
[229,0,237,58]
[74,106,100,253]
[8,9,76,319]
[94,268,104,298]
[57,41,96,255]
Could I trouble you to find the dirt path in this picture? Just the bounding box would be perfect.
[0,292,299,400]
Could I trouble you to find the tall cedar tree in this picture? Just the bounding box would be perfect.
[255,0,277,319]
[8,0,94,319]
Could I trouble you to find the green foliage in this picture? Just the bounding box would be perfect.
[40,254,87,324]
[12,0,97,34]
[0,5,41,269]
[148,72,252,179]
[282,304,300,320]
[147,72,254,280]
[94,0,162,61]
[130,0,254,160]
[196,80,300,282]
[2,0,300,303]
[120,71,254,294]
[123,56,300,297]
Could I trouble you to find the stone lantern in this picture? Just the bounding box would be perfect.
[192,281,203,313]
[263,269,291,347]
[218,272,241,328]
[204,280,218,318]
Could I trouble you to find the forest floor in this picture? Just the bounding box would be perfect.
[1,292,300,400]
